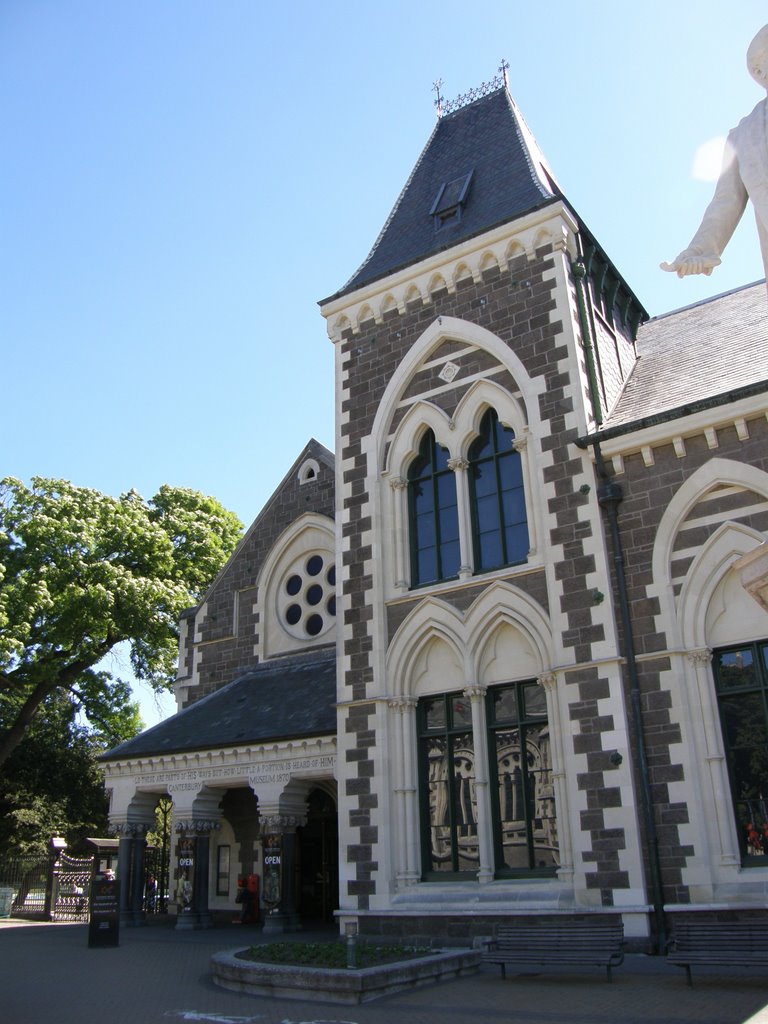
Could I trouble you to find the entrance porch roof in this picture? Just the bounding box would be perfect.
[100,647,336,762]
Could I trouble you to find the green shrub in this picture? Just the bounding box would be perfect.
[241,940,430,969]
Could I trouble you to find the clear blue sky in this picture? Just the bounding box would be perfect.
[3,2,766,723]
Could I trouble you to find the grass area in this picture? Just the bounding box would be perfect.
[239,940,431,969]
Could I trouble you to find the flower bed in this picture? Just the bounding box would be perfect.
[211,942,481,1004]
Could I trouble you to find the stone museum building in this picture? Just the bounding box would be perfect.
[101,73,768,950]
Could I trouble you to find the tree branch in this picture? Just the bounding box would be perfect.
[0,637,121,767]
[61,684,124,744]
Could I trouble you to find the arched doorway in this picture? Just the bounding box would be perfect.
[297,788,338,922]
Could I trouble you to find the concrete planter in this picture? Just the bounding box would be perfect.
[211,947,481,1004]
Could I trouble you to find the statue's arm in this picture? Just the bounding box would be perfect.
[662,134,749,276]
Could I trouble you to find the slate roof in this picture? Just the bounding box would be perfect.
[101,647,337,761]
[602,281,768,430]
[328,88,557,300]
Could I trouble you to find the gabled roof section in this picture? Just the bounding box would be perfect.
[182,438,334,618]
[327,87,557,301]
[101,647,336,761]
[596,281,768,434]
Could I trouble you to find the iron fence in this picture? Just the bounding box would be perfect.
[0,854,50,917]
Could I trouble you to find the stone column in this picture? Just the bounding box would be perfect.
[194,830,214,929]
[448,457,473,578]
[174,818,220,930]
[687,649,740,867]
[389,476,409,589]
[464,683,493,882]
[130,826,149,926]
[512,433,536,555]
[111,823,140,927]
[389,696,420,885]
[260,814,304,934]
[537,672,570,880]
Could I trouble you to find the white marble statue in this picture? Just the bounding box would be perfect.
[661,24,768,282]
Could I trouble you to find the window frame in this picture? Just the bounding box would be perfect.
[407,430,461,587]
[713,640,768,866]
[468,408,529,573]
[216,844,231,897]
[487,681,559,877]
[417,692,479,880]
[416,681,558,882]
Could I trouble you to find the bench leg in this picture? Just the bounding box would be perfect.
[685,965,692,987]
[606,964,612,983]
[500,963,506,980]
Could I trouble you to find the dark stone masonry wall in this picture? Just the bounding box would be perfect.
[566,665,627,904]
[180,449,335,707]
[357,911,641,949]
[339,246,629,907]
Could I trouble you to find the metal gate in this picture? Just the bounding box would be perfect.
[52,852,94,921]
[0,855,49,917]
[143,845,170,914]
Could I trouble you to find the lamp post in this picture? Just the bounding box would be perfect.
[45,836,67,920]
[345,921,358,969]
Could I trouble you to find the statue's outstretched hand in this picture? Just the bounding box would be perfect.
[660,249,722,277]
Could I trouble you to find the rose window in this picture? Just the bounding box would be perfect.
[278,553,336,640]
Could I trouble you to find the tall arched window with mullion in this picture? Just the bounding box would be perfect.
[408,430,460,586]
[469,409,528,572]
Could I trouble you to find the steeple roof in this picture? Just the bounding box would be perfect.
[330,86,558,301]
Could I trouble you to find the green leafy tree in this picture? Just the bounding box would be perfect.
[0,691,121,856]
[0,477,242,768]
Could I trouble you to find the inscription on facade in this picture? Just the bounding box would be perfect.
[138,755,335,788]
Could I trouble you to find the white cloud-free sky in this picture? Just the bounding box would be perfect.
[3,2,766,724]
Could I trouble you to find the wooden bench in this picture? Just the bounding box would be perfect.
[482,920,625,982]
[667,920,768,985]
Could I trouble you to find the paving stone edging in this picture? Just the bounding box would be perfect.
[210,947,481,1003]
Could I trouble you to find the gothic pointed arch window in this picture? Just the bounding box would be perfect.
[468,409,529,572]
[408,430,460,586]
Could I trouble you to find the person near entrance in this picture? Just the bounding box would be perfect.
[235,875,258,924]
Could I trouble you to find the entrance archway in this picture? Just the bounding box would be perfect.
[297,788,338,922]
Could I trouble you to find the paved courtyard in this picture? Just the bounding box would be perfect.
[2,917,768,1024]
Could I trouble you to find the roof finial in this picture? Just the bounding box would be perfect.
[499,59,510,89]
[433,78,444,119]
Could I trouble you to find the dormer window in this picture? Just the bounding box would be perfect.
[430,171,473,230]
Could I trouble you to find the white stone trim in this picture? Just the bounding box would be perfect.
[254,512,336,658]
[597,394,768,462]
[298,458,320,484]
[320,203,580,340]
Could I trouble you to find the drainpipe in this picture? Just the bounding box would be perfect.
[571,257,666,952]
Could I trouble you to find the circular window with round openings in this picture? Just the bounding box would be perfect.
[278,552,337,641]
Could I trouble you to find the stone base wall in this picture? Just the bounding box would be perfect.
[355,911,631,947]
